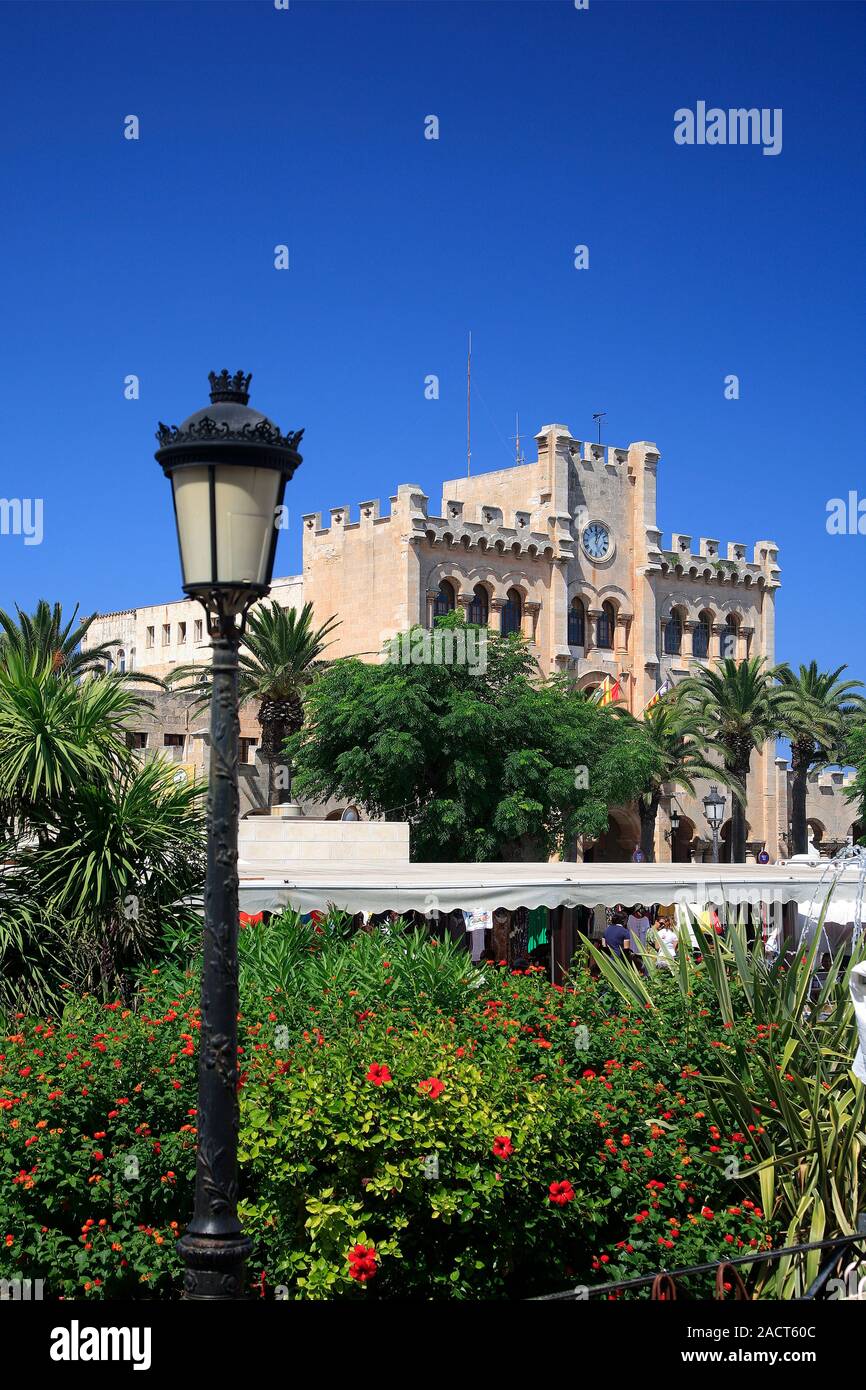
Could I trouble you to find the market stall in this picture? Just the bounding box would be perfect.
[234,857,865,981]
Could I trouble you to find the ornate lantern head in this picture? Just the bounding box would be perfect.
[155,370,303,632]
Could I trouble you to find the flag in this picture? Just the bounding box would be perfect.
[643,678,671,714]
[599,676,621,707]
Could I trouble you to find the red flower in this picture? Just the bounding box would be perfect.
[418,1077,445,1100]
[701,1205,715,1220]
[365,1063,392,1087]
[347,1243,378,1283]
[548,1179,575,1207]
[492,1135,513,1160]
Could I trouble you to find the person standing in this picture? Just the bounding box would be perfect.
[653,917,678,970]
[603,917,632,960]
[627,903,652,958]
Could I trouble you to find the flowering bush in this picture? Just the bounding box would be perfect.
[0,928,778,1299]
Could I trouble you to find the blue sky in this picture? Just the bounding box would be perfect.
[2,0,864,677]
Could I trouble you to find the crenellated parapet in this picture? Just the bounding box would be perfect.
[303,483,574,561]
[654,532,781,589]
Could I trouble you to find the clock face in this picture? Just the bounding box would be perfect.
[582,522,610,560]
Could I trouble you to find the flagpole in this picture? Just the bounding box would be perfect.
[467,331,472,477]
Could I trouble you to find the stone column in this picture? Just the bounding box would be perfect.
[739,624,754,660]
[550,558,569,668]
[587,608,602,653]
[711,622,727,662]
[425,589,439,629]
[683,619,698,658]
[525,599,541,645]
[490,597,504,635]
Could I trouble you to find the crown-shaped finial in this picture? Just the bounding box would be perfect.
[208,369,252,405]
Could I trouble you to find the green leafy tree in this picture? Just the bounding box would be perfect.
[677,658,790,862]
[289,614,659,861]
[171,601,339,807]
[613,695,741,861]
[775,662,866,855]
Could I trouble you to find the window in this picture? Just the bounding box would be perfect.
[433,580,455,620]
[129,648,135,671]
[720,616,739,660]
[178,622,187,644]
[501,588,522,637]
[693,611,711,659]
[568,597,586,647]
[126,731,147,751]
[467,584,489,626]
[596,601,615,650]
[194,619,203,642]
[239,737,258,765]
[164,733,185,749]
[117,649,126,674]
[162,624,171,646]
[146,626,155,649]
[664,612,683,656]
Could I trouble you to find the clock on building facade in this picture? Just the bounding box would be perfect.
[581,521,611,561]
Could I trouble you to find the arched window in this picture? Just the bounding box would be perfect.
[568,597,586,647]
[501,588,522,637]
[596,601,615,650]
[117,649,126,674]
[129,648,135,672]
[720,615,739,659]
[693,611,711,659]
[663,611,683,656]
[433,580,456,620]
[467,584,489,626]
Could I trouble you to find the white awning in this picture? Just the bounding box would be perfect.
[235,858,865,923]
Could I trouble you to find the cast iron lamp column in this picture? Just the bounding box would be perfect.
[155,370,302,1299]
[703,783,726,866]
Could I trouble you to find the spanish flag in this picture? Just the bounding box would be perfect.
[598,676,622,707]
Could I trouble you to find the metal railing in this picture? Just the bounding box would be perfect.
[532,1216,866,1300]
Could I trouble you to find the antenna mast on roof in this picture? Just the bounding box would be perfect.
[510,412,525,466]
[466,331,472,477]
[592,411,606,445]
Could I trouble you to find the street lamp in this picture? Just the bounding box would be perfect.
[156,370,303,1299]
[703,784,726,865]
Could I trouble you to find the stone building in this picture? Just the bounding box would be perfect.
[82,422,859,859]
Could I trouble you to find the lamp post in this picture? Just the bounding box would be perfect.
[156,370,303,1299]
[703,784,726,865]
[667,805,681,858]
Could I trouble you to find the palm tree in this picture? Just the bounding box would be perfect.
[615,696,741,860]
[0,650,146,835]
[844,720,866,845]
[0,600,119,677]
[0,657,203,1009]
[775,662,866,855]
[169,601,339,808]
[21,756,206,999]
[677,658,790,863]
